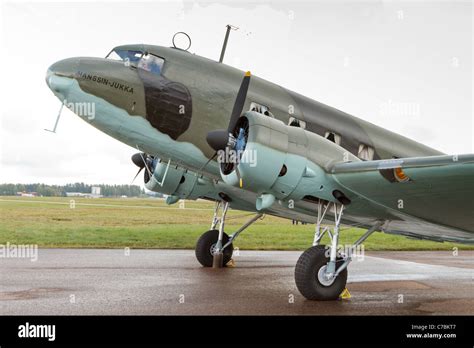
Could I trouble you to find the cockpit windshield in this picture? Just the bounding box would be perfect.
[106,49,164,75]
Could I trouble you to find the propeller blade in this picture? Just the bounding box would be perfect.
[138,152,153,179]
[198,151,218,173]
[228,71,251,132]
[205,71,251,152]
[131,167,144,184]
[131,152,154,183]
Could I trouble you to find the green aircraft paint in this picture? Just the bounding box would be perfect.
[46,44,473,244]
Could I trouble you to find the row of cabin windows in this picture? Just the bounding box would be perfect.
[251,106,375,161]
[289,117,375,161]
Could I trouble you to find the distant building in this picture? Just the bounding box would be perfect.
[65,192,86,197]
[16,192,38,197]
[66,186,103,198]
[91,186,101,196]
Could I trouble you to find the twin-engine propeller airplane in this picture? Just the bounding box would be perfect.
[46,36,474,300]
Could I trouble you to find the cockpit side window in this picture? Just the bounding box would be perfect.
[106,49,164,75]
[106,49,143,65]
[138,53,164,75]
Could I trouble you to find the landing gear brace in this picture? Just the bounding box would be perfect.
[296,199,384,300]
[195,201,263,268]
[195,199,383,300]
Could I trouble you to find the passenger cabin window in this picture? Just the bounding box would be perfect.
[325,131,341,145]
[358,144,375,161]
[250,102,273,117]
[288,117,306,129]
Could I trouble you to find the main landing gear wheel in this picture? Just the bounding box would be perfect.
[294,245,347,301]
[195,229,233,267]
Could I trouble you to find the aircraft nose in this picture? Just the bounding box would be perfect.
[45,57,81,95]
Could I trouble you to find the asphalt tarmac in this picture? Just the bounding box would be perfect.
[0,249,472,315]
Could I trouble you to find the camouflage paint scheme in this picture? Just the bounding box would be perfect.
[46,44,474,243]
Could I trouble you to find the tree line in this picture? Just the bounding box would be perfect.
[0,183,145,197]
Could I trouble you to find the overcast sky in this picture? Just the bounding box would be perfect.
[0,0,472,185]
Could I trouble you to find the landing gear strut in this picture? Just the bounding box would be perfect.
[295,199,382,300]
[195,201,263,268]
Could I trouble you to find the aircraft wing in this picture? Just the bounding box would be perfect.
[330,154,474,242]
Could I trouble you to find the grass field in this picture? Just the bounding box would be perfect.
[0,196,472,251]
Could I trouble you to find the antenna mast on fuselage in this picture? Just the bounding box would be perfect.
[219,24,238,63]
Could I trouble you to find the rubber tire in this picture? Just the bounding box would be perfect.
[294,245,348,300]
[195,229,233,267]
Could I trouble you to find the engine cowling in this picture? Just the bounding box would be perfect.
[219,111,360,209]
[145,159,217,204]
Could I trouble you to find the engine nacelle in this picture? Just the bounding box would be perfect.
[145,160,184,195]
[220,111,360,209]
[145,159,217,204]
